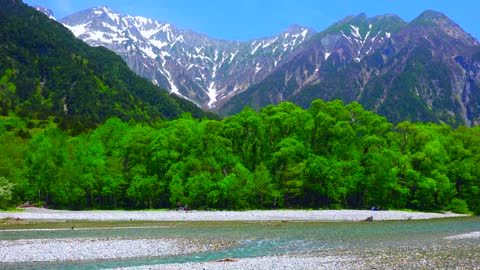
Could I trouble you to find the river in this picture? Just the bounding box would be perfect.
[1,216,479,269]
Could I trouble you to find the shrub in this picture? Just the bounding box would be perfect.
[447,198,470,214]
[0,177,14,209]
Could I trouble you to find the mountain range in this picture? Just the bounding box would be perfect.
[56,6,315,109]
[34,4,480,126]
[223,11,480,126]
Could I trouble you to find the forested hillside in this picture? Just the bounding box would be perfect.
[1,100,478,214]
[0,0,216,134]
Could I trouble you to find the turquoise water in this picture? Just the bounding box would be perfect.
[2,217,479,269]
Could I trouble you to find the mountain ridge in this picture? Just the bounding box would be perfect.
[57,6,315,108]
[221,11,480,127]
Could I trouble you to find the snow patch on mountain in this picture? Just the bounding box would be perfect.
[66,23,89,36]
[338,20,394,63]
[161,67,179,95]
[255,63,262,74]
[34,6,56,20]
[150,39,169,49]
[251,42,262,55]
[263,37,279,48]
[207,83,217,107]
[141,28,161,39]
[141,46,157,59]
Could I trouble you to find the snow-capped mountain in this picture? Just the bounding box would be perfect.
[34,6,55,20]
[59,7,315,107]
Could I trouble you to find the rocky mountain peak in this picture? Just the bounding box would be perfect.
[370,14,406,27]
[318,13,405,63]
[284,24,310,33]
[416,10,451,23]
[87,6,122,26]
[34,6,55,20]
[412,10,461,32]
[93,6,113,13]
[410,10,479,46]
[280,25,315,45]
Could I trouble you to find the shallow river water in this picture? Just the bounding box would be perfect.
[1,216,479,269]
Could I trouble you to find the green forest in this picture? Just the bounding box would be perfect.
[1,100,479,214]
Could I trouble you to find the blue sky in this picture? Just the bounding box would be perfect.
[24,0,479,42]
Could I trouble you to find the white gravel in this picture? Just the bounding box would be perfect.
[0,208,468,222]
[445,231,480,240]
[0,238,193,263]
[117,255,356,270]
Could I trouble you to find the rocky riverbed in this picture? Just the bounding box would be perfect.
[0,209,476,269]
[117,233,480,270]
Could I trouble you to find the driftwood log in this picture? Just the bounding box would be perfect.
[216,258,238,262]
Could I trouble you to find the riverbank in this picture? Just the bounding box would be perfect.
[119,254,356,270]
[0,208,469,222]
[0,238,222,263]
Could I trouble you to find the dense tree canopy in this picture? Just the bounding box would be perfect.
[1,100,479,214]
